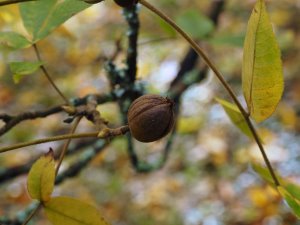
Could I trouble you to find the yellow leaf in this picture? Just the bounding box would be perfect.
[242,0,284,123]
[27,149,55,202]
[44,196,110,225]
[215,98,252,138]
[177,116,203,134]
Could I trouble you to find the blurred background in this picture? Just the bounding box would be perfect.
[0,0,300,224]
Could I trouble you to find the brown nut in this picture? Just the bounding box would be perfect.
[127,94,175,142]
[113,0,137,8]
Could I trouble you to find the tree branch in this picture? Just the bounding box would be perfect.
[0,106,62,136]
[123,5,139,82]
[33,44,69,104]
[0,93,115,137]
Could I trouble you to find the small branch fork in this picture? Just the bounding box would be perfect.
[0,126,130,154]
[0,93,115,136]
[21,116,83,225]
[139,0,280,186]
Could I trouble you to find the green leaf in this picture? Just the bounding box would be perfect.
[176,9,214,39]
[44,196,110,225]
[278,186,300,218]
[157,17,177,37]
[19,0,90,42]
[209,33,245,47]
[242,0,284,123]
[9,61,43,83]
[253,163,300,218]
[27,150,55,202]
[251,163,282,187]
[0,32,31,50]
[215,98,252,138]
[284,182,300,202]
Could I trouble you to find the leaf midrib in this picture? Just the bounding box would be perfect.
[249,0,263,115]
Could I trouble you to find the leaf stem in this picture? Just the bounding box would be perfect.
[139,0,280,186]
[33,44,69,105]
[21,203,42,225]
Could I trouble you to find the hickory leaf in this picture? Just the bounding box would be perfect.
[242,0,284,123]
[27,150,55,202]
[0,32,31,50]
[19,0,90,42]
[278,186,300,218]
[253,164,300,218]
[216,98,252,138]
[252,163,278,187]
[44,196,110,225]
[176,9,214,39]
[9,61,43,83]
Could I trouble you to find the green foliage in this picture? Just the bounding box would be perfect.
[242,0,284,123]
[253,163,300,217]
[278,187,300,218]
[9,61,44,83]
[216,98,252,138]
[0,31,31,50]
[252,163,282,187]
[175,9,214,39]
[209,33,245,47]
[19,0,90,42]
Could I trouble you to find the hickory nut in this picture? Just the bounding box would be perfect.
[114,0,137,8]
[127,94,175,143]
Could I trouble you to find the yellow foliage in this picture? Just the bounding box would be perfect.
[44,196,110,225]
[242,0,284,123]
[177,116,203,134]
[27,150,55,202]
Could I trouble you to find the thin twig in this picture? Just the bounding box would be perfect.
[55,139,107,184]
[33,44,69,104]
[0,106,62,136]
[139,0,280,186]
[0,93,115,136]
[21,203,42,225]
[0,132,99,153]
[0,126,130,153]
[56,117,82,175]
